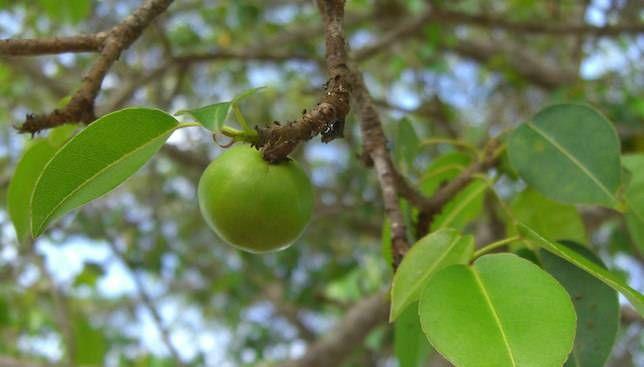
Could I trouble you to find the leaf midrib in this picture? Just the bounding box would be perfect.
[472,268,517,367]
[525,122,616,205]
[31,126,177,236]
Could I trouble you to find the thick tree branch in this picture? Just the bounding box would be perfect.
[0,34,107,56]
[16,0,175,135]
[281,290,389,367]
[351,71,409,267]
[254,0,351,162]
[432,8,644,36]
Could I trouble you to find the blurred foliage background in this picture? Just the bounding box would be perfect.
[0,0,642,366]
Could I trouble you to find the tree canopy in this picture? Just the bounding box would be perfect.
[0,1,642,366]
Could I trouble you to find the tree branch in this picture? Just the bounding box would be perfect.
[0,34,107,56]
[415,139,502,236]
[281,290,389,367]
[254,0,351,162]
[351,71,409,268]
[16,0,175,135]
[106,240,185,366]
[432,8,644,36]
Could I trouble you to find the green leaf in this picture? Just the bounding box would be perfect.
[73,262,105,288]
[176,101,231,132]
[72,311,107,365]
[622,154,644,252]
[519,223,644,315]
[539,242,619,367]
[509,189,586,243]
[38,0,91,24]
[390,229,474,321]
[419,253,577,367]
[231,86,267,104]
[507,104,621,206]
[395,302,431,367]
[431,179,487,231]
[8,140,58,244]
[31,108,181,237]
[381,217,393,268]
[420,152,471,196]
[394,118,420,171]
[625,213,644,253]
[7,124,76,244]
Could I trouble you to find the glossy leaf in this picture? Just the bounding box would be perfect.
[509,189,586,243]
[539,242,619,367]
[31,108,181,237]
[519,223,644,315]
[390,229,474,321]
[431,179,487,231]
[176,101,231,132]
[395,302,431,367]
[508,104,621,206]
[419,253,576,367]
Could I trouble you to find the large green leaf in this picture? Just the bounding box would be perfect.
[622,154,644,252]
[31,108,181,237]
[419,253,577,367]
[8,126,76,244]
[507,104,621,206]
[176,101,231,132]
[509,189,586,243]
[519,223,644,315]
[431,179,487,231]
[539,242,619,367]
[390,229,474,321]
[394,302,431,367]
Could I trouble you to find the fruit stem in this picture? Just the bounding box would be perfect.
[221,125,259,144]
[232,105,251,132]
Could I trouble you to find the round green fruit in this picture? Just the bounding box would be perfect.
[198,144,314,253]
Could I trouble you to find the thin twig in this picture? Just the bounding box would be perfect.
[106,240,185,366]
[16,0,175,135]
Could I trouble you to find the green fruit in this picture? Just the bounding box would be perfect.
[198,144,314,253]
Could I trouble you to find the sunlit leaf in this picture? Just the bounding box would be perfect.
[509,189,586,243]
[390,229,474,321]
[176,101,231,132]
[419,253,576,367]
[31,108,182,237]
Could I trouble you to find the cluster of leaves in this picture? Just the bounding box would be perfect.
[388,104,644,367]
